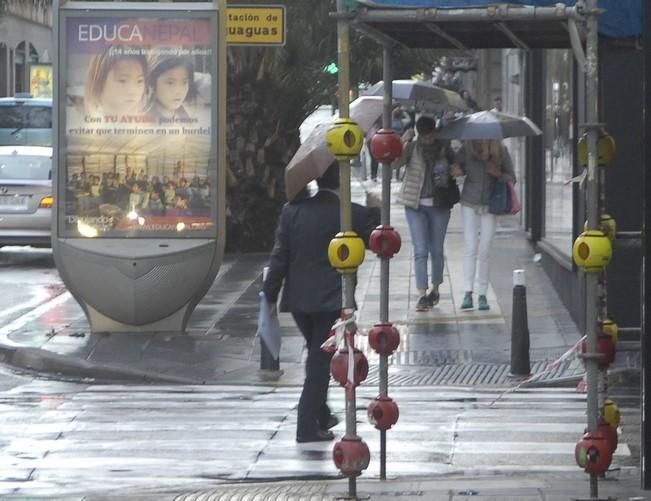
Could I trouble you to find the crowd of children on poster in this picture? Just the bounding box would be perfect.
[64,16,215,237]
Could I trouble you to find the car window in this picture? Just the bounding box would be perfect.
[0,155,52,180]
[0,106,52,128]
[0,108,23,128]
[25,107,53,128]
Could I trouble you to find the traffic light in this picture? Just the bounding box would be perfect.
[324,62,339,75]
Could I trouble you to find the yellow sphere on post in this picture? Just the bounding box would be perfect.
[603,399,620,428]
[326,119,364,160]
[600,319,619,344]
[572,230,612,272]
[599,318,619,344]
[577,131,616,167]
[584,214,617,242]
[328,231,365,273]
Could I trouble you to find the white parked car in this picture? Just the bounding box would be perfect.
[0,146,53,248]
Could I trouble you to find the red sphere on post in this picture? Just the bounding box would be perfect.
[370,128,403,163]
[368,396,400,430]
[580,335,616,368]
[369,225,402,259]
[333,435,370,477]
[330,348,369,387]
[368,322,400,355]
[575,431,613,475]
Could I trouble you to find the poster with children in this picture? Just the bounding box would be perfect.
[63,15,216,238]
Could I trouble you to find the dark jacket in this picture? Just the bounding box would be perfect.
[263,190,378,313]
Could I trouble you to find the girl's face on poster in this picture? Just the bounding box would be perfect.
[100,58,145,115]
[155,65,190,113]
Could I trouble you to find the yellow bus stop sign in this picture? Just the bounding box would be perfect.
[227,5,285,46]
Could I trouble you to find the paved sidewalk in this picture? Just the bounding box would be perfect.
[0,175,645,500]
[0,176,638,389]
[150,474,651,501]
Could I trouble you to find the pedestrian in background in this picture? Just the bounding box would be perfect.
[391,107,409,181]
[393,116,460,312]
[451,139,515,311]
[263,162,377,443]
[460,89,479,113]
[491,96,503,112]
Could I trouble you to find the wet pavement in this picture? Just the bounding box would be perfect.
[0,176,645,499]
[0,178,638,388]
[0,379,645,499]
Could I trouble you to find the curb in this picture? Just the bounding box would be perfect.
[0,343,203,385]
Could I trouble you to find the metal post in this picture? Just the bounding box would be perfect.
[584,0,601,497]
[377,46,394,481]
[336,1,358,496]
[642,0,651,488]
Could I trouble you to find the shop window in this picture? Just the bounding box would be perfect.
[543,50,574,257]
[29,43,39,65]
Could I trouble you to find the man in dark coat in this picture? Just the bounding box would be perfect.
[263,162,378,443]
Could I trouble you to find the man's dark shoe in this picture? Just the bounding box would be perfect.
[427,290,440,307]
[415,294,433,312]
[321,415,339,430]
[296,430,335,443]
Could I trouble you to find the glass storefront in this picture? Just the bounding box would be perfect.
[502,49,525,224]
[543,49,574,256]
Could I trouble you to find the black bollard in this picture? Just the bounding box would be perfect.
[510,269,531,376]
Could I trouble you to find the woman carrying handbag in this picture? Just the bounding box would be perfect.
[451,139,515,311]
[393,116,461,312]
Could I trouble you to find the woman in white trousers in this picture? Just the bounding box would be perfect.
[452,140,515,311]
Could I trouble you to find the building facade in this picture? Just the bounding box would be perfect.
[0,0,53,97]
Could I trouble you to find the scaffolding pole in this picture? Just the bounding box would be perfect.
[583,0,601,498]
[336,2,358,498]
[377,47,394,481]
[353,4,582,24]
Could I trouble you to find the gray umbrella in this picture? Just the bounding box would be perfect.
[437,110,543,140]
[284,96,384,202]
[367,79,467,112]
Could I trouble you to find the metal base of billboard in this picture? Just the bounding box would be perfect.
[84,303,189,334]
[54,239,222,333]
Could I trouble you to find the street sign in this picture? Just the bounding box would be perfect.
[227,5,285,46]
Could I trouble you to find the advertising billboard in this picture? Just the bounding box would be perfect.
[61,14,216,238]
